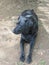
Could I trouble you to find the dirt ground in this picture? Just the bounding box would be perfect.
[0,0,49,65]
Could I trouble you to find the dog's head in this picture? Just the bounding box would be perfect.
[13,9,36,34]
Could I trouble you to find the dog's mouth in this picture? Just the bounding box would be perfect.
[13,25,23,34]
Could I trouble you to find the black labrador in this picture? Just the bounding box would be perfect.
[13,9,38,63]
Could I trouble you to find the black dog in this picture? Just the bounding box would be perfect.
[13,9,38,63]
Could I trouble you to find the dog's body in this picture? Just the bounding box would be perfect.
[13,9,38,63]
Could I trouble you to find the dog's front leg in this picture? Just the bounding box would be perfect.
[27,34,37,63]
[20,38,25,62]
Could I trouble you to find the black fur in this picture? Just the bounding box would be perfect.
[13,9,38,63]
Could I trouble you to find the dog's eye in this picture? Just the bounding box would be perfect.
[25,20,27,23]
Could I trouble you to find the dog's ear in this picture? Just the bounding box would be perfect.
[31,9,34,12]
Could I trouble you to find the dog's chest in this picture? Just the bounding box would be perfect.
[22,28,33,42]
[22,34,32,42]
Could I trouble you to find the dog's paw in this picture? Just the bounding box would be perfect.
[26,55,32,64]
[20,55,25,62]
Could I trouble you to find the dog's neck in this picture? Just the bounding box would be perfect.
[22,26,33,35]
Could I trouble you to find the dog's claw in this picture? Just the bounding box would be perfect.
[20,55,25,62]
[26,55,32,64]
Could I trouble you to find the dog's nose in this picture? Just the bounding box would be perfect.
[12,29,15,33]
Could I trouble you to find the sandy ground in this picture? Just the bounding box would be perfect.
[0,0,49,65]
